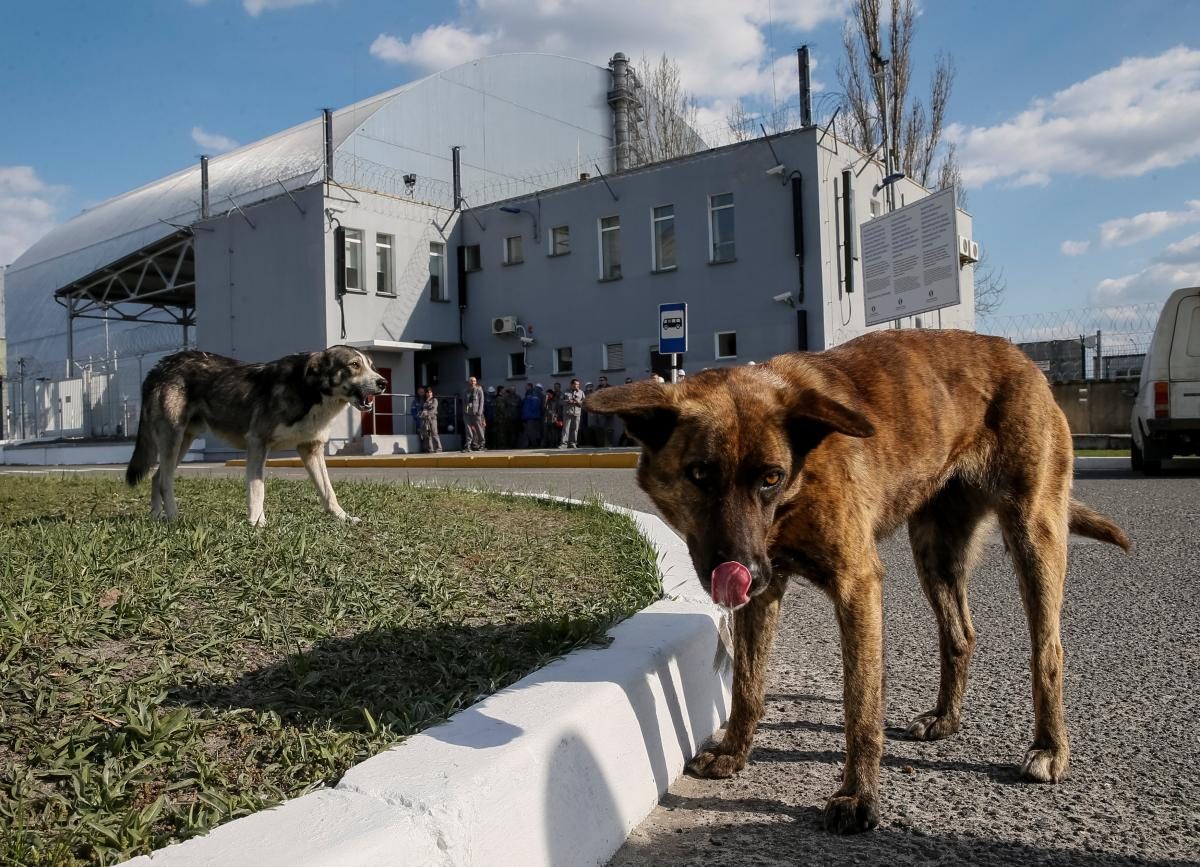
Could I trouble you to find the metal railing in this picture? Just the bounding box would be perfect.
[363,393,462,438]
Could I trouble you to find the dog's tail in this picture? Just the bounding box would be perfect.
[1068,500,1130,551]
[126,395,156,487]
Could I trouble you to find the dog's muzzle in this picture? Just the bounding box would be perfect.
[352,377,387,412]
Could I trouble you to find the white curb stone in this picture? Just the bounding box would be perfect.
[122,500,731,867]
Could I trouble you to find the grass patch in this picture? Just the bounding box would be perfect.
[1074,449,1131,457]
[0,476,661,865]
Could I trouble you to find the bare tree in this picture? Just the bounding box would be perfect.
[937,141,967,210]
[973,246,1007,316]
[631,54,703,166]
[725,99,757,143]
[840,0,1000,311]
[837,0,956,189]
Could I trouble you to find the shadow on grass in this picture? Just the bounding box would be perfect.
[169,611,728,798]
[167,620,606,736]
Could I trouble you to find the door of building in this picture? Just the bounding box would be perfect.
[648,347,674,381]
[362,366,393,435]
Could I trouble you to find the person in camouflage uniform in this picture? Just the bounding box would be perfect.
[494,387,520,449]
[419,387,442,453]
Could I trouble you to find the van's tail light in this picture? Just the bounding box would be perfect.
[1153,381,1170,418]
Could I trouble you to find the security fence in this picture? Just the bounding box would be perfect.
[977,302,1161,382]
[4,348,182,443]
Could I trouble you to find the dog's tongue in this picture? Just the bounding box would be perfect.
[711,561,752,608]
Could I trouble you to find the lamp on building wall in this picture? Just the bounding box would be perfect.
[499,205,540,241]
[873,172,906,197]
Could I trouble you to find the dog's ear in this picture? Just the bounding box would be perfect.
[305,351,333,389]
[787,389,875,456]
[584,381,679,451]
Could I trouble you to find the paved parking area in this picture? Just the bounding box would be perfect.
[610,466,1200,866]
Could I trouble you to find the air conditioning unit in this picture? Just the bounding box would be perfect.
[958,236,980,263]
[492,316,519,335]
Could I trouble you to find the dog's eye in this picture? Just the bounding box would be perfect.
[687,464,710,484]
[762,470,785,489]
[350,359,361,369]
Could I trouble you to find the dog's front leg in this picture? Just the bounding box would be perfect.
[825,569,885,834]
[245,440,268,527]
[687,580,784,779]
[316,449,357,522]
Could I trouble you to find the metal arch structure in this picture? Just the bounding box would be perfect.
[54,230,196,369]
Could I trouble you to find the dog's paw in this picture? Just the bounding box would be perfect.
[249,515,268,528]
[1020,745,1068,783]
[686,747,746,779]
[905,710,960,741]
[823,793,880,834]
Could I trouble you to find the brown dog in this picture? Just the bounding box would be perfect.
[585,329,1129,834]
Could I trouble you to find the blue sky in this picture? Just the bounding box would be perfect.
[2,0,1199,317]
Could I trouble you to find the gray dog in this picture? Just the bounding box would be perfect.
[126,346,386,526]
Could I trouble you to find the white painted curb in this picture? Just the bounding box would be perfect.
[122,499,731,867]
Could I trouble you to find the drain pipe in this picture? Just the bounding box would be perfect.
[200,155,210,218]
[322,108,334,182]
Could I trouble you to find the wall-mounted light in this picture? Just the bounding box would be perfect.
[499,205,540,241]
[873,172,906,196]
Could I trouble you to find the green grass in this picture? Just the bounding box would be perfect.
[0,476,661,865]
[1074,449,1131,457]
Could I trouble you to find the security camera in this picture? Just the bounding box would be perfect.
[520,337,534,346]
[773,291,793,303]
[325,206,347,215]
[765,164,787,177]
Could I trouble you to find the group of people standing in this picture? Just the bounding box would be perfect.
[411,375,639,453]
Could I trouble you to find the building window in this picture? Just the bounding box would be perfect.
[599,216,621,280]
[652,205,676,271]
[709,193,735,262]
[603,342,625,371]
[504,235,524,265]
[550,225,570,256]
[375,233,394,294]
[464,244,482,272]
[509,352,527,378]
[715,331,738,359]
[554,346,574,374]
[467,357,482,380]
[429,242,447,301]
[344,229,363,291]
[420,360,440,387]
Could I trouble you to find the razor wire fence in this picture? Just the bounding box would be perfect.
[4,337,193,442]
[977,302,1161,382]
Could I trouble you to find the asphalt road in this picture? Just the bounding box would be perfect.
[4,458,1198,865]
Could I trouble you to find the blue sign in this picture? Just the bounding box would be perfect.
[659,302,687,354]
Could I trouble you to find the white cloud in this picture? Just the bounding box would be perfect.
[948,46,1200,187]
[371,27,497,70]
[1093,230,1200,304]
[243,0,322,15]
[0,166,65,266]
[1061,240,1090,256]
[369,0,848,108]
[191,126,240,154]
[1099,200,1200,247]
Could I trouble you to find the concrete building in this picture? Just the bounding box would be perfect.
[3,51,976,456]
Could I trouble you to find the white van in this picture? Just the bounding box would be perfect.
[1130,286,1200,473]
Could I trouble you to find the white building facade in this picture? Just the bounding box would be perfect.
[3,52,975,454]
